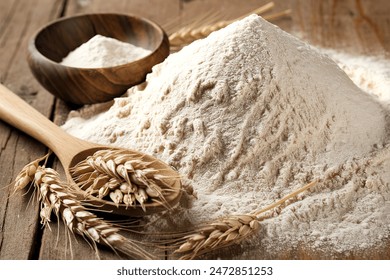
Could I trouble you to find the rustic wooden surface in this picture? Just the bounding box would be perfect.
[0,0,389,260]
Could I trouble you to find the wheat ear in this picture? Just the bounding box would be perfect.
[70,149,178,211]
[14,163,155,260]
[13,153,50,192]
[169,181,317,260]
[171,214,259,260]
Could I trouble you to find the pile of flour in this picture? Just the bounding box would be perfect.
[63,15,390,257]
[61,34,151,68]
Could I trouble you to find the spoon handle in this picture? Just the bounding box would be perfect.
[0,84,85,163]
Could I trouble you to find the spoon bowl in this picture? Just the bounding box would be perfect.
[0,84,181,216]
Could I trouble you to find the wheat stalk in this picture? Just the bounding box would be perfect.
[14,163,155,260]
[167,181,317,260]
[70,149,178,211]
[169,2,291,50]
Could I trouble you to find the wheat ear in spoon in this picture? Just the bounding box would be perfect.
[0,83,182,216]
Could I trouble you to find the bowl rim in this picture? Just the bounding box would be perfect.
[28,12,168,71]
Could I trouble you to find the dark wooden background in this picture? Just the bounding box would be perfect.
[0,0,389,260]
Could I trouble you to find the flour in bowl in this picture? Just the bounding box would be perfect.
[63,15,390,258]
[60,34,151,68]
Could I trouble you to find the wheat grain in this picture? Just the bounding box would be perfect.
[70,149,178,211]
[15,164,155,260]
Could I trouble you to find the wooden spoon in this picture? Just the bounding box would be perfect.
[0,84,182,216]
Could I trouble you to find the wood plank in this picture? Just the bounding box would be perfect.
[66,0,181,31]
[0,0,65,259]
[291,0,390,56]
[176,0,291,25]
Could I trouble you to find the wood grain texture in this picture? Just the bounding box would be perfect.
[66,0,181,32]
[0,0,63,260]
[291,0,390,56]
[0,0,389,260]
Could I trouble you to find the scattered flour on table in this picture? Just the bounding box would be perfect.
[325,50,390,106]
[63,15,390,257]
[60,34,151,68]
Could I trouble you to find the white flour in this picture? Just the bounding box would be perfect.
[63,15,390,258]
[60,34,151,68]
[325,50,390,106]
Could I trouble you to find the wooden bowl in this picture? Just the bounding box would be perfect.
[27,13,169,105]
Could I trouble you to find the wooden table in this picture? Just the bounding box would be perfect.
[0,0,389,260]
